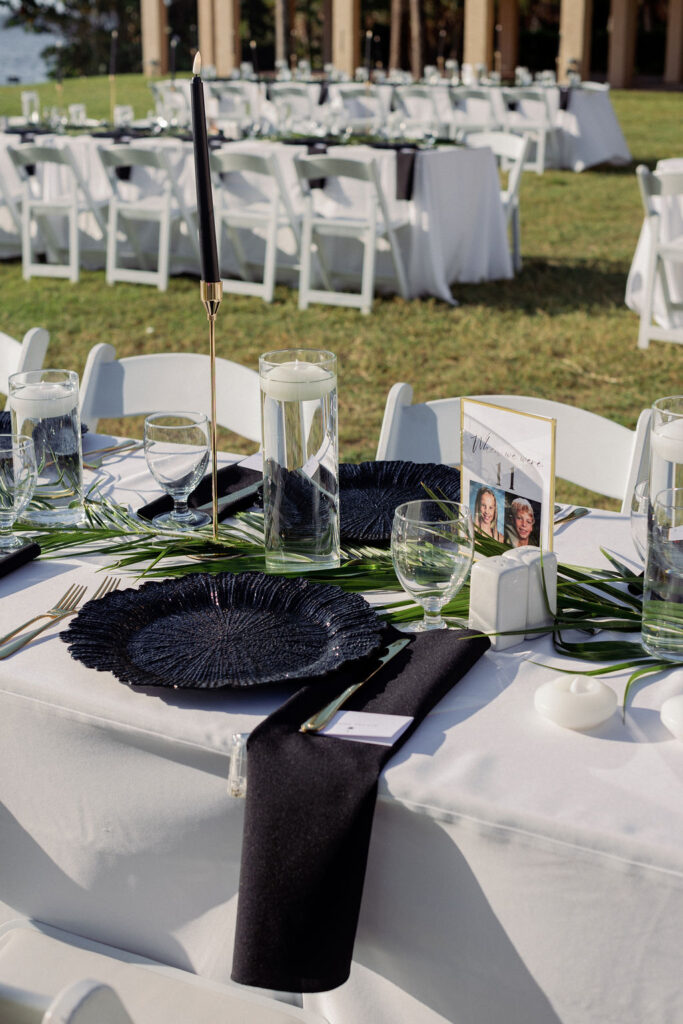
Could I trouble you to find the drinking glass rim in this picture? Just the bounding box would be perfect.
[652,395,683,415]
[8,368,78,389]
[652,487,683,512]
[0,434,34,454]
[259,349,336,368]
[394,499,470,524]
[144,412,209,430]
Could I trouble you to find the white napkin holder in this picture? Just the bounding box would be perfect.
[502,547,557,638]
[468,555,529,650]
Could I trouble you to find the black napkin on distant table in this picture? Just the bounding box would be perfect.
[231,625,490,993]
[0,542,41,579]
[137,462,262,523]
[368,143,418,200]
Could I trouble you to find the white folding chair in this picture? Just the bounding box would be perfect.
[336,84,383,132]
[209,82,254,122]
[79,343,261,441]
[209,149,301,302]
[295,154,409,315]
[393,84,444,137]
[501,87,559,174]
[268,83,314,126]
[0,919,330,1024]
[0,158,22,257]
[98,144,199,291]
[148,81,191,127]
[8,143,107,283]
[376,383,651,513]
[449,86,501,141]
[464,131,530,272]
[635,163,683,349]
[0,327,49,403]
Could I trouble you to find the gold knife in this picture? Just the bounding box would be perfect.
[300,637,412,734]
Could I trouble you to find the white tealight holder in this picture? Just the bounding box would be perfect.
[534,675,617,730]
[502,546,557,638]
[468,555,528,650]
[660,696,683,740]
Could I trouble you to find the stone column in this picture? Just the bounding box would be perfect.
[141,0,168,76]
[498,0,519,80]
[197,0,215,70]
[332,0,360,78]
[557,0,593,82]
[664,0,683,84]
[463,0,494,71]
[214,0,241,76]
[389,0,403,71]
[607,0,637,88]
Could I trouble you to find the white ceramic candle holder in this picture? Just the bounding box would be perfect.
[468,555,528,650]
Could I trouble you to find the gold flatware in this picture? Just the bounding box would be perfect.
[0,577,120,659]
[0,583,87,645]
[300,637,412,734]
[554,507,589,527]
[83,441,144,470]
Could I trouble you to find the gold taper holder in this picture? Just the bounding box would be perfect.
[200,280,223,540]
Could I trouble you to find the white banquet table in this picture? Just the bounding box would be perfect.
[0,443,682,1024]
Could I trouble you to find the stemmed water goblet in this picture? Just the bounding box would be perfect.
[0,435,38,552]
[391,499,475,632]
[143,412,211,530]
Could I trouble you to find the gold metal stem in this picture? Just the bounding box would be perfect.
[200,280,223,541]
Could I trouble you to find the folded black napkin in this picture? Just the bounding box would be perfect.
[137,462,262,522]
[0,542,41,579]
[231,625,490,993]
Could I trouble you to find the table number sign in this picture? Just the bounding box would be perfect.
[460,399,556,551]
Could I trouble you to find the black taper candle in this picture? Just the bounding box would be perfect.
[109,29,118,77]
[191,52,220,284]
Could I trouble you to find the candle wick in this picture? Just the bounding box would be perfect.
[193,51,202,77]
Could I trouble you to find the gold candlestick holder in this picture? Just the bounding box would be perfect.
[200,280,223,540]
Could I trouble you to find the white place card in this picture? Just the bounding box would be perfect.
[319,711,414,746]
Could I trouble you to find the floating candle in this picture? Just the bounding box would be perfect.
[260,361,336,402]
[10,380,76,420]
[534,675,617,730]
[660,695,683,740]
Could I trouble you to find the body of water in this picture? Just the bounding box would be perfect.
[0,16,59,85]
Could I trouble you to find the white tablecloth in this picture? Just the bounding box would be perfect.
[0,134,512,301]
[0,444,682,1023]
[625,157,683,330]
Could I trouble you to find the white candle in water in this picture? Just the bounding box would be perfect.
[651,418,683,462]
[534,675,617,730]
[260,361,336,402]
[11,381,76,419]
[660,695,683,740]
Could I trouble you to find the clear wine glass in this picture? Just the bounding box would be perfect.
[0,435,37,552]
[391,499,475,632]
[630,479,649,563]
[144,412,211,530]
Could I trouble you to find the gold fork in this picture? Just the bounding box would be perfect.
[0,577,120,660]
[0,583,88,645]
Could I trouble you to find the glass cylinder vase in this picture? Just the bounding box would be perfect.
[9,368,84,526]
[259,349,339,572]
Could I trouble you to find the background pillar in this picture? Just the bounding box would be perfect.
[197,0,215,69]
[332,0,360,78]
[141,0,168,76]
[607,0,637,88]
[463,0,494,71]
[214,0,240,76]
[557,0,593,82]
[664,0,683,84]
[498,0,519,80]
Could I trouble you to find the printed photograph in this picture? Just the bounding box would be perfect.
[469,481,505,543]
[504,493,542,549]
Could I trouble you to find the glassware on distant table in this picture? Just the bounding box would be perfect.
[0,435,37,552]
[259,349,339,572]
[630,480,649,563]
[143,412,210,530]
[650,396,683,510]
[9,369,84,526]
[641,487,683,663]
[391,499,474,632]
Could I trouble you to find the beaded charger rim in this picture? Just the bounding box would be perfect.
[60,571,386,689]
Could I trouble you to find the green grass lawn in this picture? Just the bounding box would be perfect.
[0,80,681,507]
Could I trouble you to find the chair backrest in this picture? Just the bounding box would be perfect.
[98,144,174,198]
[210,149,300,238]
[394,84,438,120]
[295,154,390,228]
[376,383,649,511]
[79,343,261,441]
[0,327,49,402]
[9,143,107,237]
[503,86,552,123]
[636,163,683,220]
[464,131,530,210]
[45,979,134,1024]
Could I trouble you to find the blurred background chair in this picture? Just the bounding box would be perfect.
[0,326,49,404]
[98,145,199,291]
[635,163,683,349]
[210,149,301,303]
[464,131,530,272]
[295,154,409,315]
[79,343,261,441]
[8,142,107,283]
[376,382,650,512]
[501,87,559,174]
